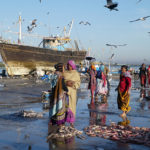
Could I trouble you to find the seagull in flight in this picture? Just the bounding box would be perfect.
[27,26,34,33]
[79,21,91,26]
[104,0,118,11]
[110,53,115,59]
[137,0,142,3]
[106,44,127,48]
[129,16,150,22]
[31,19,37,27]
[39,0,41,3]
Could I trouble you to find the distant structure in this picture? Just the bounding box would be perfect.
[104,0,118,11]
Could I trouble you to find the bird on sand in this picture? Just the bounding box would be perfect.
[129,16,150,22]
[104,0,118,11]
[106,44,127,48]
[79,21,91,26]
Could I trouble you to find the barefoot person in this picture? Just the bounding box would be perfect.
[63,60,80,127]
[88,65,97,104]
[116,65,131,118]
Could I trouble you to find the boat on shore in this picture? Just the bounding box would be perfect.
[0,17,87,76]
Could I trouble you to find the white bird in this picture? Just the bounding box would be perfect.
[104,0,118,11]
[129,16,150,22]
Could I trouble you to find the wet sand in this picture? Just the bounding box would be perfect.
[0,77,150,150]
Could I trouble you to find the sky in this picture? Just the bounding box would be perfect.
[0,0,150,65]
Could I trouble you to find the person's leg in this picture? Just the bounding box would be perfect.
[91,89,94,104]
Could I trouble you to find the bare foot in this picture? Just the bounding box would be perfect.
[120,113,126,118]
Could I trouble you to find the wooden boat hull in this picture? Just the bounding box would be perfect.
[0,43,86,76]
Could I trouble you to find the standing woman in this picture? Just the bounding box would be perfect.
[139,63,147,88]
[88,65,97,104]
[147,65,150,88]
[49,63,68,126]
[63,60,80,127]
[116,65,131,118]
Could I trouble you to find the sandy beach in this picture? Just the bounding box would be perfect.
[0,76,150,150]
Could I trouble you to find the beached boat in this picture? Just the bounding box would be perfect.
[0,17,87,76]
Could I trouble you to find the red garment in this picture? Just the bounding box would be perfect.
[147,67,150,85]
[140,75,146,87]
[119,74,131,92]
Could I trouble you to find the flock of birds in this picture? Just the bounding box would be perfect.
[33,0,150,45]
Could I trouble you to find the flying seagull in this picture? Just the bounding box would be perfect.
[27,26,34,32]
[79,21,91,26]
[110,53,115,59]
[137,0,142,3]
[106,44,127,48]
[129,16,150,22]
[31,19,37,27]
[104,0,118,11]
[39,0,41,3]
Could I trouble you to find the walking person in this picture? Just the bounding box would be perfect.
[147,65,150,88]
[63,60,80,127]
[116,65,131,118]
[139,63,147,88]
[88,64,97,104]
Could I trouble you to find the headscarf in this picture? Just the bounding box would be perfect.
[54,63,64,72]
[99,64,104,72]
[67,60,76,70]
[91,65,96,71]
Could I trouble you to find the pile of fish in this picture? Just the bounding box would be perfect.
[47,126,84,141]
[84,123,150,146]
[18,110,43,118]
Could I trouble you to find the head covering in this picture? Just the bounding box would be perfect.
[91,65,96,71]
[54,63,64,72]
[99,64,104,72]
[67,60,76,70]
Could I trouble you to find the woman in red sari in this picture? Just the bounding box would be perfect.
[116,65,131,118]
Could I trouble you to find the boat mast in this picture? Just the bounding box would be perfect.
[18,15,22,44]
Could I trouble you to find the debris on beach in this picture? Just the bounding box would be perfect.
[84,123,150,147]
[17,110,43,118]
[47,126,84,141]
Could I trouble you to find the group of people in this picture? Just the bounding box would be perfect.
[88,63,109,104]
[49,61,150,128]
[88,64,132,119]
[49,60,80,128]
[139,63,150,88]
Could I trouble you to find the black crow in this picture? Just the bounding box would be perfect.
[104,0,118,11]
